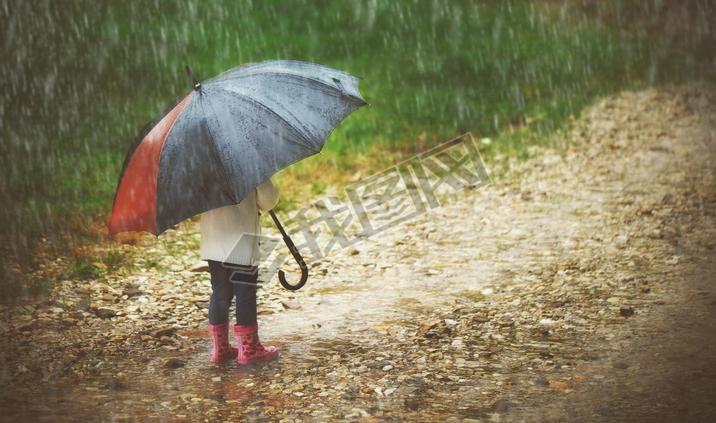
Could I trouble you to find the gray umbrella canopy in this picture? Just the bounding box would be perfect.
[109,60,366,235]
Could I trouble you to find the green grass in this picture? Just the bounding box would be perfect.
[58,258,104,282]
[57,248,135,281]
[0,1,710,297]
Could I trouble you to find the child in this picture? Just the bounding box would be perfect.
[200,178,280,365]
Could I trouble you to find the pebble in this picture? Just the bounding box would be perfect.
[164,358,185,369]
[94,308,117,319]
[619,307,635,317]
[152,326,177,338]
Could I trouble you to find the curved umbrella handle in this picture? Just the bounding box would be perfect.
[268,210,308,290]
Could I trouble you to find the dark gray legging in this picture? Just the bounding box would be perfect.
[207,260,258,326]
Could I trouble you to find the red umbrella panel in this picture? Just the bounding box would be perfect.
[108,92,195,235]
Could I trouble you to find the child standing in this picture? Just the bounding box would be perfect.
[200,178,280,365]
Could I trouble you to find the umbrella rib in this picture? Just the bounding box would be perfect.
[199,97,239,204]
[217,88,315,149]
[216,71,366,105]
[207,60,359,83]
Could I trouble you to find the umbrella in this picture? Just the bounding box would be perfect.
[108,60,367,289]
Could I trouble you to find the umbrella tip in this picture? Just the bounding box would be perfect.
[184,65,201,91]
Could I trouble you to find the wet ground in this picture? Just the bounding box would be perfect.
[1,84,716,422]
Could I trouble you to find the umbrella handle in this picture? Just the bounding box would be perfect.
[268,210,308,291]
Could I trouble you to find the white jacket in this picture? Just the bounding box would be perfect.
[200,179,279,265]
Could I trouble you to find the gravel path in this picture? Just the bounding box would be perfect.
[1,84,715,422]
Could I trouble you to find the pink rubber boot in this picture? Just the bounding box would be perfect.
[234,324,279,365]
[208,323,238,364]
